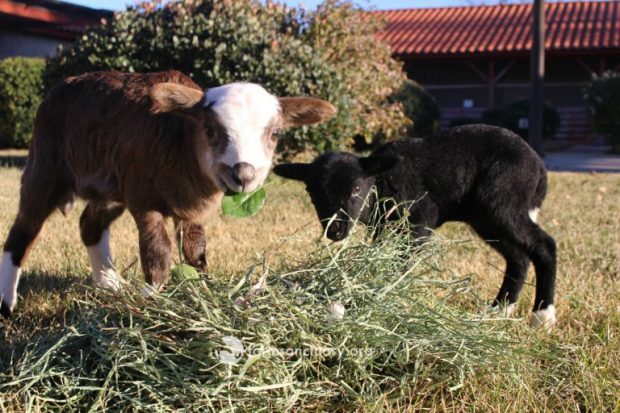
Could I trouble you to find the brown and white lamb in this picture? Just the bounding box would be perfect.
[0,70,336,317]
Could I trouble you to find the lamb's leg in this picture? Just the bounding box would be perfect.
[1,214,51,318]
[526,225,557,328]
[492,247,530,316]
[80,202,125,289]
[132,210,172,290]
[471,222,530,317]
[1,163,69,317]
[491,215,557,328]
[173,220,208,273]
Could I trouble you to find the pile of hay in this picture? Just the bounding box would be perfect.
[1,220,539,411]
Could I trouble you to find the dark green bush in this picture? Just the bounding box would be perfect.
[481,99,561,141]
[389,80,440,137]
[0,57,45,148]
[584,72,620,153]
[44,0,408,158]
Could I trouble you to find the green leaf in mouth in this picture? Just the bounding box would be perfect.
[221,187,266,218]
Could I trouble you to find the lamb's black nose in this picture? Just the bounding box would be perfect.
[232,162,256,189]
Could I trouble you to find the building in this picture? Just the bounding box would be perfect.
[0,0,111,59]
[377,1,620,142]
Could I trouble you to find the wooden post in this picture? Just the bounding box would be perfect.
[529,0,545,154]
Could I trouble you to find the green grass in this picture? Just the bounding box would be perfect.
[0,156,618,412]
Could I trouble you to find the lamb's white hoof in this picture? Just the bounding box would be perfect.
[93,268,122,291]
[0,252,21,318]
[504,303,517,317]
[489,302,517,318]
[530,305,556,330]
[140,284,158,299]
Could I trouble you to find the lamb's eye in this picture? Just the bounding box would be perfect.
[353,185,360,193]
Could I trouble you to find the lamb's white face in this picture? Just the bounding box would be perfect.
[150,80,337,194]
[205,83,280,193]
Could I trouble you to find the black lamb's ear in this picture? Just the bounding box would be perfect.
[359,154,400,176]
[272,163,311,182]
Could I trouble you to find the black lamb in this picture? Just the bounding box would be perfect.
[273,124,557,328]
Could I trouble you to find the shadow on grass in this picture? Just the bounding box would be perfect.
[0,154,27,168]
[17,270,84,297]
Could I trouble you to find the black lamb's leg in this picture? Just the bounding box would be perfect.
[471,221,530,317]
[526,226,557,326]
[490,214,557,329]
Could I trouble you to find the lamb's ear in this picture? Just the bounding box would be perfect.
[279,97,337,129]
[272,163,311,182]
[150,83,205,117]
[359,154,400,176]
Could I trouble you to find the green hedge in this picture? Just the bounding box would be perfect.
[584,72,620,153]
[389,80,440,137]
[481,99,561,141]
[44,0,409,158]
[0,57,45,148]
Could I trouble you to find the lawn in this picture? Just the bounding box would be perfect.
[0,156,618,412]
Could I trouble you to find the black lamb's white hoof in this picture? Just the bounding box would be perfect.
[490,302,517,318]
[0,300,11,319]
[530,305,556,330]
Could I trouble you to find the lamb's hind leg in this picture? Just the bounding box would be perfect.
[494,214,557,328]
[525,224,557,328]
[1,170,69,317]
[80,202,125,289]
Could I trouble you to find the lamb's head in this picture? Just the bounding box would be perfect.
[151,82,336,193]
[273,151,399,241]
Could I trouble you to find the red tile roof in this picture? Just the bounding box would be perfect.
[0,0,111,40]
[376,1,620,57]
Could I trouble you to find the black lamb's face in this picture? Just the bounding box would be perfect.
[273,151,399,241]
[304,153,373,240]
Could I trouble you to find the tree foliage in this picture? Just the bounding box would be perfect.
[44,0,409,157]
[389,80,440,137]
[584,72,620,153]
[0,57,45,148]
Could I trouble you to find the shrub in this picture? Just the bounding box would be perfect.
[43,0,409,158]
[584,72,620,153]
[0,57,45,148]
[389,79,440,137]
[481,99,561,141]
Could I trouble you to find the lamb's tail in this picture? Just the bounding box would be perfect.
[529,162,548,223]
